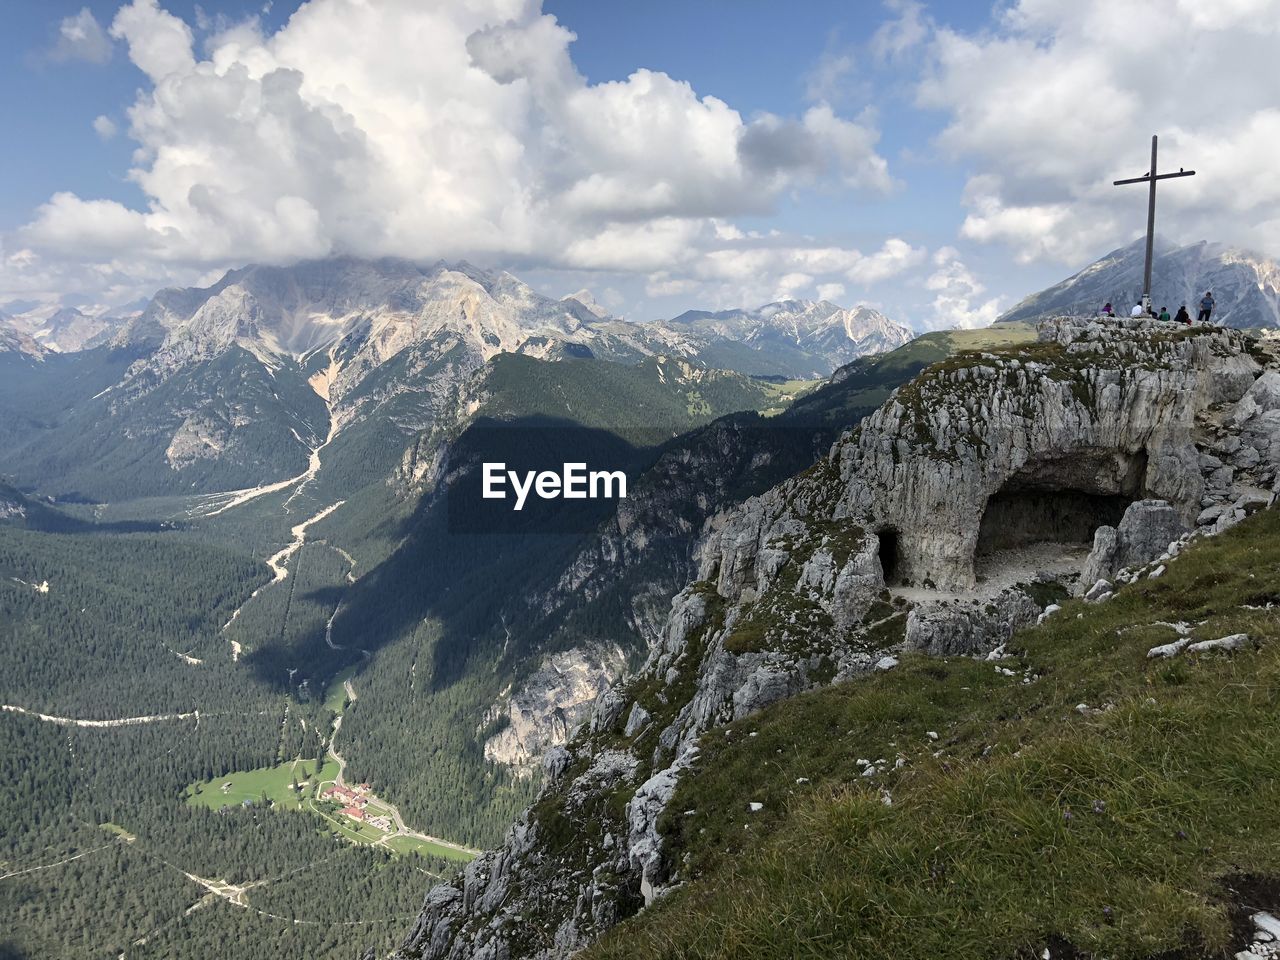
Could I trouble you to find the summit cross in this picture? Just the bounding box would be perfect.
[1113,134,1196,308]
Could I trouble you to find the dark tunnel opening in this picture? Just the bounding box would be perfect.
[976,488,1135,555]
[877,529,900,584]
[976,449,1149,557]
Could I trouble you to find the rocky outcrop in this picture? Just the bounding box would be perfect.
[482,647,626,774]
[164,413,231,469]
[827,318,1258,589]
[904,589,1043,657]
[393,318,1280,960]
[1078,499,1187,593]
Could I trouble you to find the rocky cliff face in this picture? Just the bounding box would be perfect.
[818,317,1259,590]
[482,648,627,774]
[391,316,1280,960]
[0,322,45,359]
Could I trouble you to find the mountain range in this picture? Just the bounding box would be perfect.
[0,302,129,353]
[999,237,1280,327]
[0,257,912,502]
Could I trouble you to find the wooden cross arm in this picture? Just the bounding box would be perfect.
[1113,170,1196,185]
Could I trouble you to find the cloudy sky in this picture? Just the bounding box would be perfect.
[3,0,1279,329]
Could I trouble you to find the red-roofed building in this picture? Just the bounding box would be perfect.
[341,806,365,821]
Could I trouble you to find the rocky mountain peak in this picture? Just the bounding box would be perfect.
[561,289,611,320]
[120,257,607,388]
[1000,237,1280,329]
[0,323,45,359]
[0,302,121,353]
[664,297,913,377]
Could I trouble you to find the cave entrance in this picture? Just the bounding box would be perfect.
[877,529,901,585]
[975,449,1147,564]
[976,489,1133,555]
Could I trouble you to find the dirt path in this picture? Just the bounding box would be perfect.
[180,870,262,908]
[220,497,345,659]
[324,601,345,650]
[0,839,121,880]
[2,704,199,728]
[331,545,358,582]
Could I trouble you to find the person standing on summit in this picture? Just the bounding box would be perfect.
[1197,291,1215,323]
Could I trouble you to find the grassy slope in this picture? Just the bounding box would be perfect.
[782,323,1036,429]
[477,353,794,438]
[588,506,1280,960]
[184,758,340,811]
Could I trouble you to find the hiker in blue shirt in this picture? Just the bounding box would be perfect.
[1197,291,1215,323]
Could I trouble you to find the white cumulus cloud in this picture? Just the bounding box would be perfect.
[6,0,899,308]
[918,0,1280,264]
[923,246,1002,330]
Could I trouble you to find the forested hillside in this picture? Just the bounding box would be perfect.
[0,326,876,958]
[0,509,462,959]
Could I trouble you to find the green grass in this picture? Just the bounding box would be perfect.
[303,797,388,843]
[384,835,475,862]
[324,664,359,713]
[184,758,340,811]
[756,378,824,416]
[586,507,1280,960]
[98,822,135,842]
[183,758,478,862]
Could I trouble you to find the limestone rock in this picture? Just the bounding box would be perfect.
[1084,579,1114,602]
[905,590,1041,657]
[829,319,1256,589]
[1147,638,1192,658]
[623,703,650,738]
[483,647,625,772]
[1187,633,1252,654]
[1078,499,1186,591]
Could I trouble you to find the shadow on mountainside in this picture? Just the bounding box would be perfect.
[243,340,943,696]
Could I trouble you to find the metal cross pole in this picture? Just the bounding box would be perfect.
[1113,135,1195,310]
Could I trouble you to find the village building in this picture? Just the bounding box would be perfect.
[324,785,359,804]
